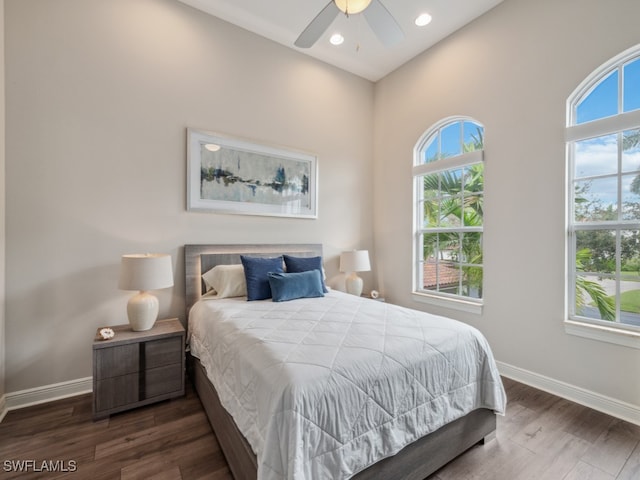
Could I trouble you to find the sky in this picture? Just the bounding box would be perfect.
[573,56,640,215]
[576,57,640,123]
[424,120,483,161]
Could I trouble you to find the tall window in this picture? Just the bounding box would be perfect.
[567,46,640,335]
[413,117,484,306]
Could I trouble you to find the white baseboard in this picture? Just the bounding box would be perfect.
[0,394,7,423]
[5,377,92,412]
[497,361,640,426]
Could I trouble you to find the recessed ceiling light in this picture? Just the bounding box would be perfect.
[204,143,221,152]
[330,33,345,46]
[415,13,432,27]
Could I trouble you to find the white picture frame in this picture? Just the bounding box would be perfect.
[187,129,318,219]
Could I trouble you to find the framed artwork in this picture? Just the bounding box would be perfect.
[187,129,318,218]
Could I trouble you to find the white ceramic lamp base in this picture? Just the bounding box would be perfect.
[127,291,159,331]
[345,272,364,296]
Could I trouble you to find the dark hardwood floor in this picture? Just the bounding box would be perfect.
[0,377,638,479]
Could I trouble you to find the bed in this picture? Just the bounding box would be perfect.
[185,244,506,480]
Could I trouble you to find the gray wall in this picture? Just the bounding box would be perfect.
[4,0,374,393]
[373,0,640,409]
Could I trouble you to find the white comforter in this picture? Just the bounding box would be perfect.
[188,290,506,480]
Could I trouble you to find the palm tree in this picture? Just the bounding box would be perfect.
[422,163,484,294]
[572,180,618,321]
[420,126,485,295]
[575,248,615,321]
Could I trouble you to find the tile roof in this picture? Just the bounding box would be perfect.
[423,260,459,289]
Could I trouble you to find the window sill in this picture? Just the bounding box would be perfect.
[412,292,483,315]
[565,319,640,350]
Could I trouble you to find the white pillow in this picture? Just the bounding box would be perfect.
[201,264,247,298]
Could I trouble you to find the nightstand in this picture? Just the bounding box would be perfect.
[362,294,386,302]
[92,318,185,420]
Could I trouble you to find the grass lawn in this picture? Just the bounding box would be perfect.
[620,289,640,313]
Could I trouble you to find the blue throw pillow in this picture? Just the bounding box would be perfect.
[240,255,284,301]
[283,255,328,293]
[268,270,325,302]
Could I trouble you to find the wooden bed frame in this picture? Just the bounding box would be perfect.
[184,244,497,480]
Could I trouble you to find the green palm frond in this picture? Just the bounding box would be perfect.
[575,248,615,321]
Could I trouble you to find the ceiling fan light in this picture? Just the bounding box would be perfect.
[334,0,372,15]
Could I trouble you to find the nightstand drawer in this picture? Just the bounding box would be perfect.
[145,337,182,369]
[95,343,139,380]
[95,373,139,411]
[92,318,185,420]
[144,364,183,398]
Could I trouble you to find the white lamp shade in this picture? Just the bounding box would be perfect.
[119,254,174,291]
[339,250,371,273]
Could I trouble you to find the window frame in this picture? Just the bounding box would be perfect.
[412,116,485,313]
[566,44,640,349]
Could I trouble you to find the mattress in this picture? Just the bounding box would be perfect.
[188,290,506,480]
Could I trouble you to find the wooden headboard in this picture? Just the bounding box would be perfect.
[184,244,324,318]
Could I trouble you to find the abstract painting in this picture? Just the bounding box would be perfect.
[187,129,317,218]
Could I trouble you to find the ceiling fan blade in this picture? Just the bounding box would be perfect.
[363,0,404,47]
[294,1,340,48]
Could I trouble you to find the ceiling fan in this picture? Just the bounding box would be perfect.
[294,0,404,49]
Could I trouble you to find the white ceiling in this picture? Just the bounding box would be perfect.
[177,0,504,82]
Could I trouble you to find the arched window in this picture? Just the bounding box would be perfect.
[413,117,484,309]
[566,45,640,340]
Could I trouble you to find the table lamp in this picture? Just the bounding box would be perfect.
[339,250,371,296]
[118,253,174,331]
